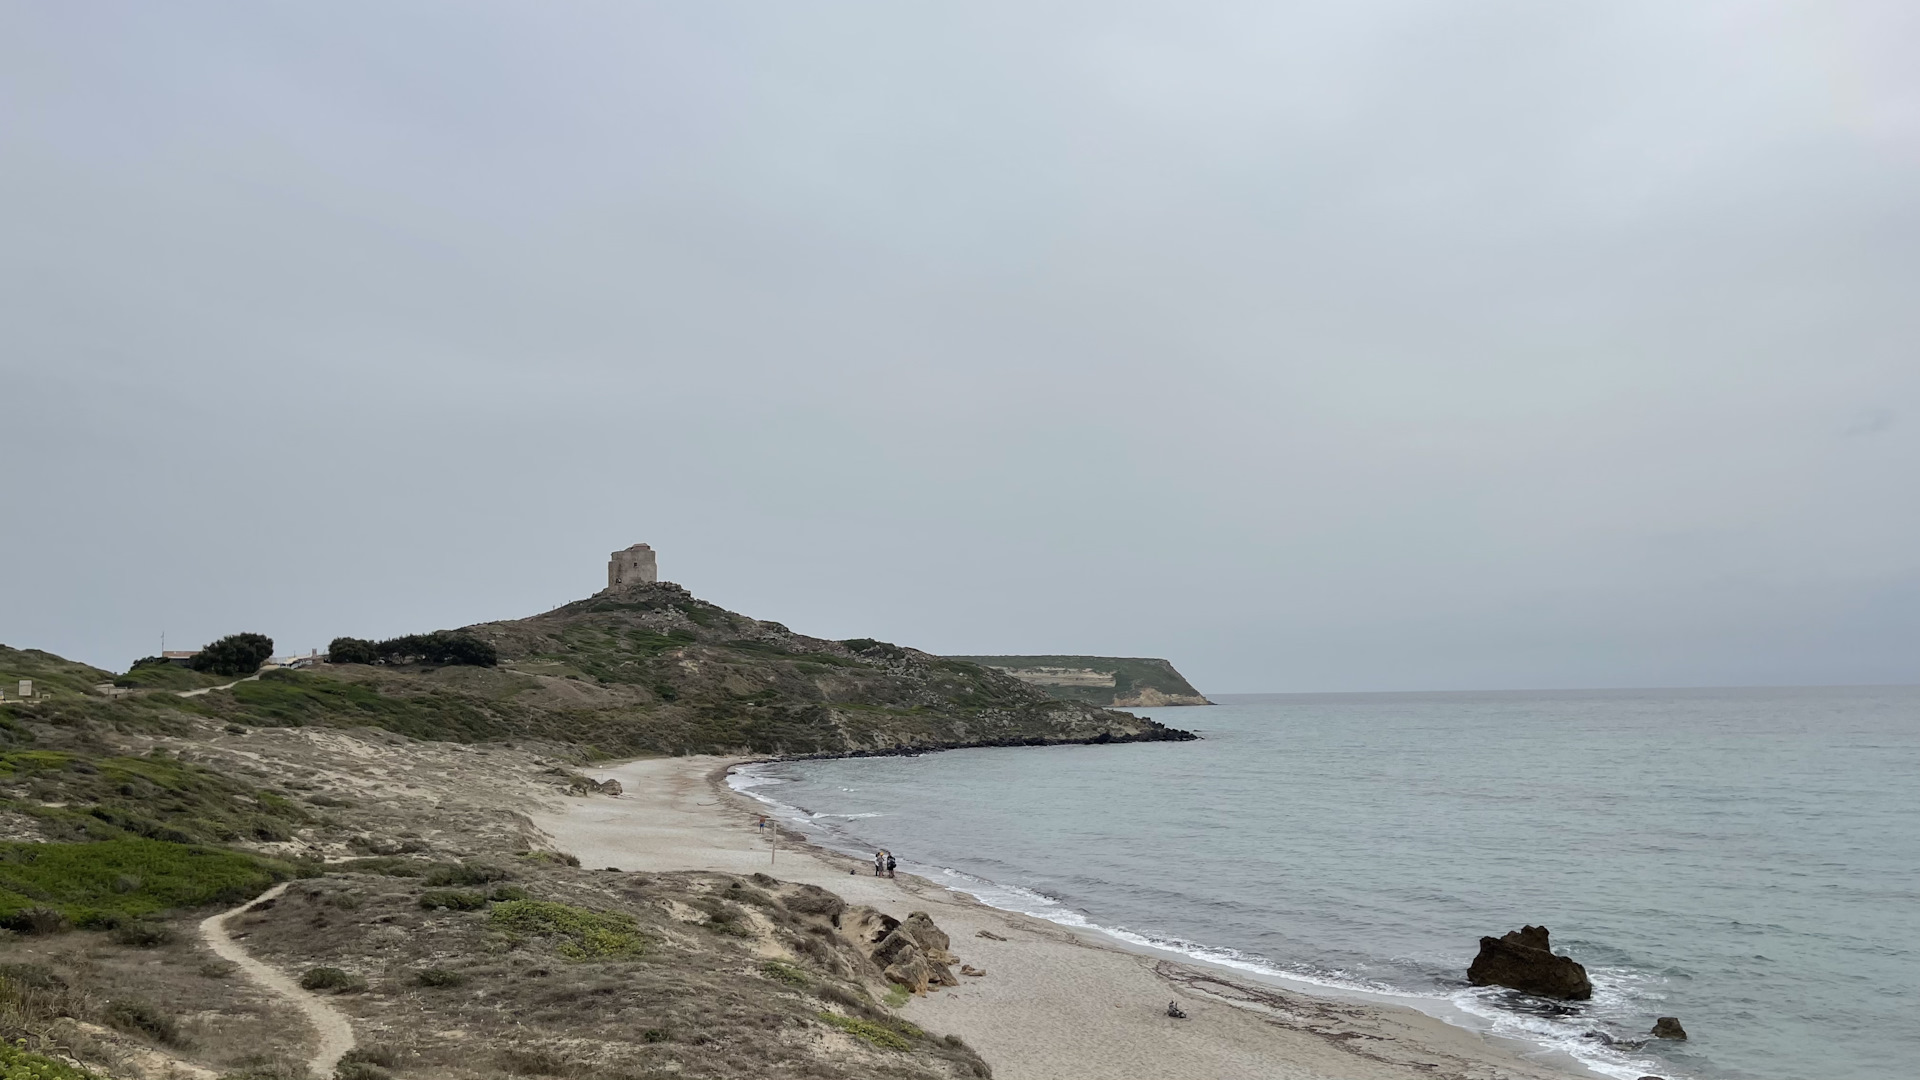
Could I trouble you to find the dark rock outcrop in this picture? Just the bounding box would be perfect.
[1466,925,1593,1000]
[1651,1017,1688,1040]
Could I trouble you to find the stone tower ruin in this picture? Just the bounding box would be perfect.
[607,543,658,589]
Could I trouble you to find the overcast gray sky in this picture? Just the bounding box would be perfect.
[4,2,1917,692]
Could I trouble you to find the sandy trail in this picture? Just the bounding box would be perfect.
[532,756,1593,1080]
[176,673,262,698]
[199,882,356,1077]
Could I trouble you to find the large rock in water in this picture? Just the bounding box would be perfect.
[1467,925,1593,1000]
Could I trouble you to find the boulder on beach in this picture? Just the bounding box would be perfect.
[1651,1017,1688,1040]
[1466,925,1593,1000]
[594,778,623,796]
[839,906,959,995]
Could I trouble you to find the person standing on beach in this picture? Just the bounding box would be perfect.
[874,850,886,876]
[886,852,897,878]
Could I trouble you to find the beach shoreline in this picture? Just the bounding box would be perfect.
[530,755,1603,1080]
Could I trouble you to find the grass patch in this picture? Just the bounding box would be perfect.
[0,839,287,930]
[487,899,647,960]
[413,968,467,988]
[817,1011,911,1051]
[882,983,911,1008]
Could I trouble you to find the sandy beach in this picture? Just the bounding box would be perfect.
[529,756,1597,1080]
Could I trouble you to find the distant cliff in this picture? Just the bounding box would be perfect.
[945,655,1212,707]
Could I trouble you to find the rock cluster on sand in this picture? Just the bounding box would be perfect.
[1466,925,1593,1000]
[1651,1017,1687,1040]
[839,906,959,994]
[594,778,623,796]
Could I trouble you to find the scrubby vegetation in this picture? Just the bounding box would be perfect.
[0,839,287,930]
[488,899,648,960]
[0,748,309,845]
[819,1010,913,1050]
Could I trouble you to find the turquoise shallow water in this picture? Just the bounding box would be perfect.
[736,687,1920,1080]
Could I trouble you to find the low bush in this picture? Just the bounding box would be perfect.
[760,960,809,987]
[337,1045,399,1078]
[518,850,581,867]
[413,968,467,988]
[487,885,530,902]
[110,921,177,947]
[487,899,647,960]
[329,857,428,877]
[299,967,366,993]
[418,890,486,911]
[105,997,185,1045]
[0,1041,97,1080]
[422,862,511,887]
[817,1011,910,1051]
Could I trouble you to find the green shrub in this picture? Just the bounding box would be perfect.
[0,839,284,929]
[882,983,911,1008]
[422,863,510,887]
[299,967,366,993]
[818,1011,911,1050]
[418,890,486,911]
[0,1041,98,1079]
[190,634,274,677]
[413,968,467,988]
[641,1029,669,1043]
[518,850,581,867]
[761,960,809,987]
[487,899,647,960]
[487,885,530,902]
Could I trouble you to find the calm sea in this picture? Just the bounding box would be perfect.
[732,687,1920,1080]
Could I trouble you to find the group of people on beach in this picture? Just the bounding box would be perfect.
[873,849,897,877]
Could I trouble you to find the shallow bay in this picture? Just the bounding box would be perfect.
[742,686,1920,1080]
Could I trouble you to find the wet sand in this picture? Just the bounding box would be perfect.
[531,755,1596,1080]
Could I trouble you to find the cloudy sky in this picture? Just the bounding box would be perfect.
[4,2,1916,692]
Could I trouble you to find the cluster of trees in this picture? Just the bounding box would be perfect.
[128,633,277,677]
[328,631,497,668]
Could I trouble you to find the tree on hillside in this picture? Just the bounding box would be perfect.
[189,633,274,677]
[327,637,378,665]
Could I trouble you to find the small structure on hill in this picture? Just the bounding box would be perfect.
[607,543,658,589]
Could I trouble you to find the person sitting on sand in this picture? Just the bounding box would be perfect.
[1166,1001,1187,1019]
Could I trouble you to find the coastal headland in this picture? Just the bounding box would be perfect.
[0,556,1589,1079]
